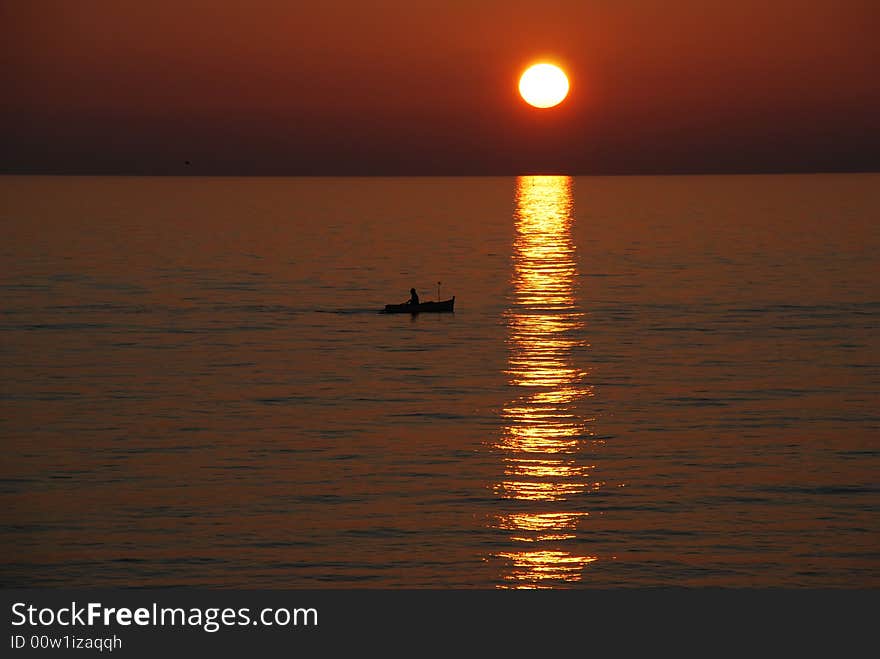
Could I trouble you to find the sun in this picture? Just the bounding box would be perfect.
[519,63,569,109]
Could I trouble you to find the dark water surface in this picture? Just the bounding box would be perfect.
[1,174,877,587]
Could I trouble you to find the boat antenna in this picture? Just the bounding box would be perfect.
[437,281,441,301]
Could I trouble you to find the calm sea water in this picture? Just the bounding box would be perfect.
[1,174,878,588]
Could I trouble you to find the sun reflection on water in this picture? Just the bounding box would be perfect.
[492,175,601,588]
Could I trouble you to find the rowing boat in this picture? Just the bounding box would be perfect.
[381,296,455,314]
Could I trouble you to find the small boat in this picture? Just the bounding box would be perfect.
[381,296,455,314]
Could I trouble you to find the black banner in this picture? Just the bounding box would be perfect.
[2,589,875,655]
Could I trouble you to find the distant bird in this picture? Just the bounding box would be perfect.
[184,160,191,166]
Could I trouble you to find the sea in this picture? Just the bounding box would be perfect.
[1,174,878,588]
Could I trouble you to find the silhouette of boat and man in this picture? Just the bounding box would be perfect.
[381,285,455,314]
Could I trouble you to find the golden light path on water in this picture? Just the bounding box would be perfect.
[493,175,601,588]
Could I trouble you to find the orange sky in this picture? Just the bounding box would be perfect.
[2,0,879,174]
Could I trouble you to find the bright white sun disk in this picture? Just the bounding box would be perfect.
[519,63,569,109]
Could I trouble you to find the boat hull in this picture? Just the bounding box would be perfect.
[382,296,455,314]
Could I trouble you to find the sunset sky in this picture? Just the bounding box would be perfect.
[3,0,879,175]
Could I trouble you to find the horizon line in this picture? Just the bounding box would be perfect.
[2,169,879,178]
